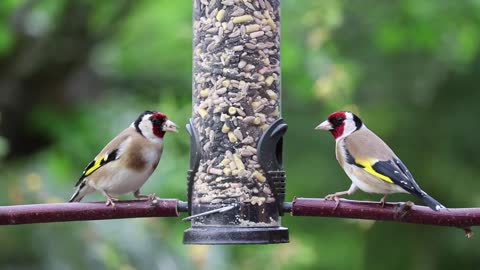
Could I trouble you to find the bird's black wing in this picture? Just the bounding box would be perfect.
[74,149,119,187]
[371,158,423,197]
[372,158,445,210]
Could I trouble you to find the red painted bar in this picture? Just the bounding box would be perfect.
[291,198,480,228]
[0,199,180,225]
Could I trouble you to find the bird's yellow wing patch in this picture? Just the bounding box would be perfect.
[84,154,109,176]
[74,149,119,187]
[355,159,394,184]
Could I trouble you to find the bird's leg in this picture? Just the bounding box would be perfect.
[133,190,149,199]
[134,190,158,204]
[325,191,348,210]
[325,184,358,201]
[325,190,350,201]
[101,190,118,207]
[325,184,358,211]
[379,194,388,207]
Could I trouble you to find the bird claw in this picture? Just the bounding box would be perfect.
[324,194,335,200]
[325,193,342,201]
[105,197,119,207]
[379,195,388,208]
[134,192,159,205]
[325,194,342,211]
[147,193,159,205]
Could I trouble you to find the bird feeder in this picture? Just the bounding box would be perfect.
[183,0,288,244]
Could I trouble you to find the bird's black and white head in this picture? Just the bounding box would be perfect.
[133,111,178,142]
[315,111,363,140]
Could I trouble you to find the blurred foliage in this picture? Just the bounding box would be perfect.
[1,0,480,269]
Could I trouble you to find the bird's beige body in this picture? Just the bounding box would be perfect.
[336,127,407,195]
[74,126,163,200]
[317,110,445,211]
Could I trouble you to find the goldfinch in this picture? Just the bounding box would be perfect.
[69,111,178,206]
[316,111,445,211]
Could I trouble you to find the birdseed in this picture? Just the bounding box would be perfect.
[192,0,280,226]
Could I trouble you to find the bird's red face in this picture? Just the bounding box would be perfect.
[135,111,178,140]
[321,112,347,139]
[150,112,178,138]
[316,111,362,140]
[150,112,168,138]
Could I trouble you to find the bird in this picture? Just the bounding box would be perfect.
[69,110,178,206]
[315,111,445,211]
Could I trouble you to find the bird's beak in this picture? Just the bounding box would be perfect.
[162,120,179,133]
[315,120,333,131]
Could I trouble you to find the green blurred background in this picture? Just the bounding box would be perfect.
[1,0,480,269]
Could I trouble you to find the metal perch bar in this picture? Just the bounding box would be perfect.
[290,198,480,228]
[0,199,182,225]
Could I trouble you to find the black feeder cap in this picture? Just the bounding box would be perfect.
[183,227,289,245]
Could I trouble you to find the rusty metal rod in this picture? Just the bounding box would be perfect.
[0,199,182,225]
[291,198,480,228]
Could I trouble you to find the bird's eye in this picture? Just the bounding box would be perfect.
[151,117,163,127]
[330,117,344,126]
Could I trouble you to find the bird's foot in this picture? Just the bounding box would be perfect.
[325,191,348,201]
[379,194,388,208]
[147,193,159,205]
[135,192,159,205]
[325,193,344,211]
[105,196,119,207]
[394,201,415,219]
[325,194,338,201]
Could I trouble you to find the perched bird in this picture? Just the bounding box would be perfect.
[69,111,178,206]
[316,111,445,211]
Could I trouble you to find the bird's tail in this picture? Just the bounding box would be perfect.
[418,191,446,211]
[69,181,89,202]
[68,188,84,202]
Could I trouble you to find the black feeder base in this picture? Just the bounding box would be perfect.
[183,226,289,245]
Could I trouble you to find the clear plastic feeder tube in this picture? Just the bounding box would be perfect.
[184,0,288,244]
